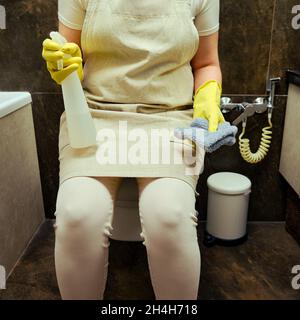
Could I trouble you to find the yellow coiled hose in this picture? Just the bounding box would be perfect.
[239,112,273,164]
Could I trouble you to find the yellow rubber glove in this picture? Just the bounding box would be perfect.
[42,39,83,85]
[193,80,225,132]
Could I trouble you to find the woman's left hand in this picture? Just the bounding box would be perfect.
[192,80,225,132]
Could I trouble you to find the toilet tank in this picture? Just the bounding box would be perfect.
[0,92,45,281]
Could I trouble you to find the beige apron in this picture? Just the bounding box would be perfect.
[58,0,205,195]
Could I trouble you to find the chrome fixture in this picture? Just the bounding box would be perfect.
[266,77,281,109]
[220,97,246,114]
[220,77,281,164]
[220,77,281,126]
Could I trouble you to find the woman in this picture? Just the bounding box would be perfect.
[42,0,224,300]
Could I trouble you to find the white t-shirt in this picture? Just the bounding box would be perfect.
[58,0,220,36]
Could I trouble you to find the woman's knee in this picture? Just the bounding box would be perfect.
[140,200,197,251]
[56,201,99,229]
[140,178,195,222]
[140,194,193,233]
[55,177,114,229]
[152,200,188,228]
[138,178,198,246]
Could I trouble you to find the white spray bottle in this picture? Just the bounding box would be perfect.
[50,31,97,149]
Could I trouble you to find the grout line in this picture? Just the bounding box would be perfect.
[198,221,285,224]
[221,94,287,97]
[31,92,62,95]
[247,221,285,224]
[266,0,277,86]
[6,218,46,281]
[45,217,285,224]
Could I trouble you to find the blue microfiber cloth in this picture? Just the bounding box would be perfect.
[174,118,238,153]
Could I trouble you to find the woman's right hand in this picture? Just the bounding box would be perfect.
[42,39,84,85]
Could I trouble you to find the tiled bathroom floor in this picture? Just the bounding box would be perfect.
[0,220,300,300]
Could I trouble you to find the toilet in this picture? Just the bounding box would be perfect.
[109,177,143,241]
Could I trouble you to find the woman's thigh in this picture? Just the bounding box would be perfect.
[56,176,123,205]
[136,177,196,205]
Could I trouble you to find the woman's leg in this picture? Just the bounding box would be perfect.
[136,177,201,300]
[53,176,122,300]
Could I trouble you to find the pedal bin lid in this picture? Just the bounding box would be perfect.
[207,172,252,195]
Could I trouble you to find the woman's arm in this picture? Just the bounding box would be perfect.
[190,31,225,132]
[59,21,82,49]
[191,32,222,92]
